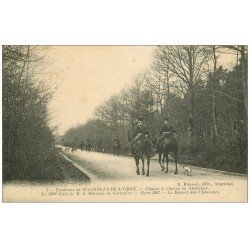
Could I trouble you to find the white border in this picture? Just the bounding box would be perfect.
[0,1,249,250]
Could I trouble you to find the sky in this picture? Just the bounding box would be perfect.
[43,46,155,135]
[42,46,236,135]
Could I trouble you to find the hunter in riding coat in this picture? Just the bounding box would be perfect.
[133,117,148,140]
[130,117,149,156]
[155,117,176,153]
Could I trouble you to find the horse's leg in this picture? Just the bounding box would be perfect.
[114,148,115,156]
[162,152,165,172]
[159,151,163,171]
[146,152,150,177]
[158,151,161,166]
[174,151,178,175]
[159,151,165,171]
[117,149,119,156]
[165,153,169,173]
[135,157,140,175]
[141,155,145,175]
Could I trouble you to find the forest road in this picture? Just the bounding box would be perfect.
[61,147,247,185]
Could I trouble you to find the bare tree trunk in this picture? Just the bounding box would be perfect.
[188,89,195,141]
[164,68,170,117]
[211,46,218,141]
[187,48,195,142]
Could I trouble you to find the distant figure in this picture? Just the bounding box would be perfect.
[86,137,91,152]
[80,140,84,151]
[113,135,121,156]
[102,148,106,153]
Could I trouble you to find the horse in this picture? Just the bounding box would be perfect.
[132,133,152,176]
[85,142,91,153]
[113,141,120,156]
[80,141,84,151]
[158,132,179,174]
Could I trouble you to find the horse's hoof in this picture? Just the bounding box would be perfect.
[161,167,165,171]
[146,173,149,177]
[174,172,178,175]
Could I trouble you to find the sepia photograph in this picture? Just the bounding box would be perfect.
[1,2,250,250]
[2,45,248,202]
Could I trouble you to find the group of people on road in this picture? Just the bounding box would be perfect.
[78,116,176,156]
[129,116,176,156]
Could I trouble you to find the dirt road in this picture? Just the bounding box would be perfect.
[62,147,247,184]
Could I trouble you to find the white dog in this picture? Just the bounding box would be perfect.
[183,165,192,176]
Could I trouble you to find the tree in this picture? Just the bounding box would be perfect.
[2,46,55,180]
[154,46,211,141]
[222,45,248,133]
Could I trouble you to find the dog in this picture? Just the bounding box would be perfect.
[183,165,192,176]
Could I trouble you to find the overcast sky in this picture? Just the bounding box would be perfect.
[42,46,236,135]
[43,46,155,135]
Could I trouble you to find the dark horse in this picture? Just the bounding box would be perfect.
[113,141,120,156]
[158,132,179,174]
[85,142,91,153]
[132,133,152,176]
[80,141,84,151]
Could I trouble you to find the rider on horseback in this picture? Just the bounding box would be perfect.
[86,137,91,145]
[130,117,149,156]
[134,117,148,138]
[155,117,176,153]
[113,135,120,148]
[80,140,84,150]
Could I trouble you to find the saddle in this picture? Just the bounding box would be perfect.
[132,132,151,149]
[158,132,175,149]
[162,132,173,139]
